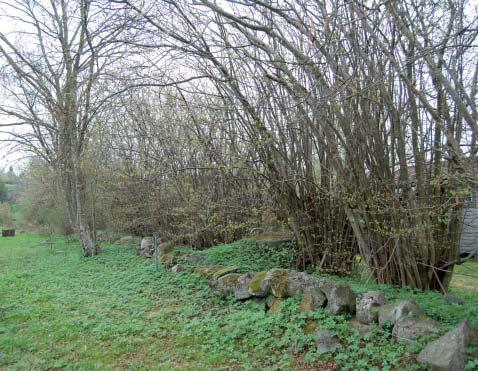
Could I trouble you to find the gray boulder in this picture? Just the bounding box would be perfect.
[247,271,270,297]
[263,268,320,298]
[356,291,387,324]
[265,295,276,309]
[211,273,241,298]
[139,237,153,257]
[234,272,256,300]
[319,280,356,315]
[285,272,322,297]
[171,264,185,273]
[417,320,478,371]
[392,317,442,342]
[299,288,327,313]
[316,330,342,354]
[248,270,279,297]
[378,300,423,327]
[265,269,290,297]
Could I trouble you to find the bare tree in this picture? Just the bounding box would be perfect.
[0,0,130,255]
[120,0,478,289]
[2,0,476,289]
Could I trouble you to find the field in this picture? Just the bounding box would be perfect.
[1,233,477,370]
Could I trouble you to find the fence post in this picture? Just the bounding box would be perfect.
[153,231,158,272]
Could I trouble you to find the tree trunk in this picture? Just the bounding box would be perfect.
[72,155,98,257]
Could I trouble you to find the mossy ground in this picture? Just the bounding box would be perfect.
[1,233,477,370]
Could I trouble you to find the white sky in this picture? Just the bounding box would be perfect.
[0,4,26,173]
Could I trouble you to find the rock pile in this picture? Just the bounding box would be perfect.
[137,237,153,257]
[191,265,478,369]
[141,252,476,370]
[356,291,386,324]
[137,237,178,259]
[194,266,357,316]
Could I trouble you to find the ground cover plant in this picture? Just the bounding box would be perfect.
[1,234,477,370]
[1,0,478,369]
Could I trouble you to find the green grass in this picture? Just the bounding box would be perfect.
[1,234,477,370]
[451,259,478,293]
[181,238,295,272]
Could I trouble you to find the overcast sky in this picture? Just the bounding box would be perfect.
[0,4,32,173]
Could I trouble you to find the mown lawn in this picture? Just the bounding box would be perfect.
[1,233,477,370]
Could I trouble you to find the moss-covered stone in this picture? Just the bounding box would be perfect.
[299,288,326,313]
[221,273,240,286]
[193,266,211,276]
[269,269,290,298]
[211,273,241,298]
[211,266,239,280]
[194,265,221,277]
[234,272,255,300]
[158,254,175,268]
[248,271,270,297]
[193,265,239,280]
[248,269,327,299]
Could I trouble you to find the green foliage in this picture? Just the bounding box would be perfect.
[1,234,478,369]
[19,160,72,234]
[0,181,7,203]
[466,357,478,370]
[189,238,295,272]
[0,202,13,227]
[35,207,65,236]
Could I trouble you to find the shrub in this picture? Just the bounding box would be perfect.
[0,202,13,227]
[0,181,7,202]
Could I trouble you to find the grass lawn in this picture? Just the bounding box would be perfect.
[451,259,478,293]
[1,234,477,370]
